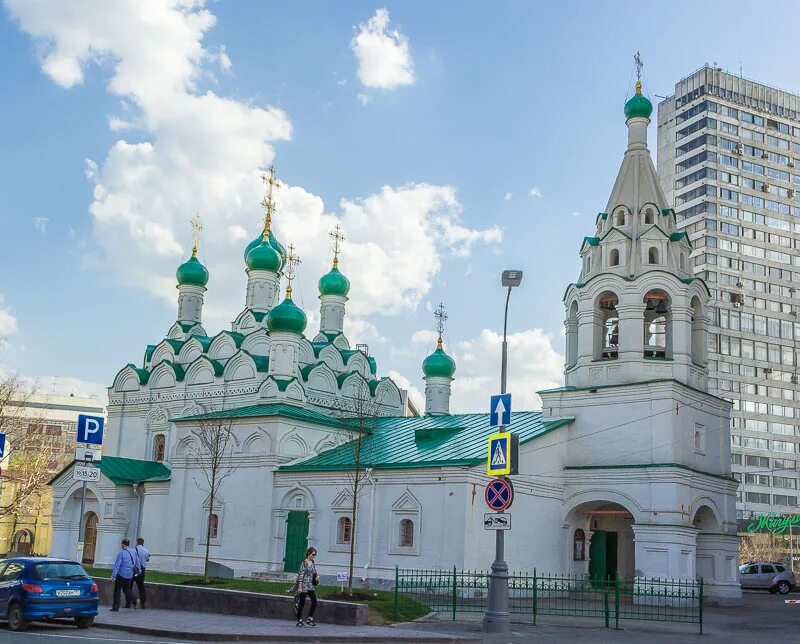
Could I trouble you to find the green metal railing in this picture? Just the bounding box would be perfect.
[394,568,703,633]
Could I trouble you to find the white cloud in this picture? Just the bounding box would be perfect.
[411,329,438,345]
[530,186,542,198]
[0,296,18,339]
[572,211,581,217]
[227,225,247,243]
[504,192,512,201]
[449,328,563,413]
[351,8,414,91]
[387,369,424,413]
[8,1,498,336]
[357,92,372,106]
[33,217,49,233]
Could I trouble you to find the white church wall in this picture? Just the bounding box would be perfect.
[541,380,731,476]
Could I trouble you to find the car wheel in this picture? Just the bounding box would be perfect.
[75,616,95,629]
[777,581,791,595]
[7,603,28,632]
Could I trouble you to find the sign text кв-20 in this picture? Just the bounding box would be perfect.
[746,513,800,535]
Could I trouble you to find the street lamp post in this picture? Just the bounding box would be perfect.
[483,269,523,634]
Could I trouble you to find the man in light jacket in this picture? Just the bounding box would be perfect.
[110,539,138,611]
[134,537,151,608]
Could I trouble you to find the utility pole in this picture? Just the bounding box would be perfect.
[483,269,523,634]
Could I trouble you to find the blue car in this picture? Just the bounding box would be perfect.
[0,557,98,631]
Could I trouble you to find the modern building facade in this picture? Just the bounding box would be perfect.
[657,66,800,519]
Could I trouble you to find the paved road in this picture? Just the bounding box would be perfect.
[0,622,197,644]
[397,591,800,643]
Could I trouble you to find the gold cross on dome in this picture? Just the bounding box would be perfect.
[190,214,203,257]
[260,166,279,241]
[634,51,643,82]
[329,224,345,267]
[434,302,448,347]
[284,243,301,297]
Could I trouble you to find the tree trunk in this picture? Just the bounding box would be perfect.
[348,472,358,596]
[204,469,216,583]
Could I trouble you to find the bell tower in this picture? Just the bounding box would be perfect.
[563,64,709,391]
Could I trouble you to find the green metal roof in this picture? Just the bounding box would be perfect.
[582,236,600,247]
[279,412,574,472]
[49,455,171,486]
[173,402,343,428]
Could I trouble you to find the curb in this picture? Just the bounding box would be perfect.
[93,621,473,643]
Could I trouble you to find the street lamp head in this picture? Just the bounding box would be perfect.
[501,270,523,288]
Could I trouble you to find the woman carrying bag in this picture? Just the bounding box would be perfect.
[292,547,319,627]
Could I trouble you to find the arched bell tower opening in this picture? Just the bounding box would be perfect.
[566,300,579,369]
[595,292,619,360]
[690,296,707,366]
[643,290,671,358]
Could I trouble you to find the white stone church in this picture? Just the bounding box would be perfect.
[49,80,741,604]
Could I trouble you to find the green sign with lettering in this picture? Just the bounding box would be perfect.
[746,513,800,535]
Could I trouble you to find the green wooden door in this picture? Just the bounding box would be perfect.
[605,532,618,580]
[283,511,309,573]
[589,530,606,585]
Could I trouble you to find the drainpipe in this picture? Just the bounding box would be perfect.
[131,484,143,541]
[361,469,376,582]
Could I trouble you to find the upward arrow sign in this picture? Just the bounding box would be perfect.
[493,397,506,422]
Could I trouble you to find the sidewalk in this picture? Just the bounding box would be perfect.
[94,607,477,642]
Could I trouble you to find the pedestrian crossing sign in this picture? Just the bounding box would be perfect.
[487,431,518,476]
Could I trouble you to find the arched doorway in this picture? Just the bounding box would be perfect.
[12,530,34,555]
[693,505,721,581]
[82,512,98,564]
[567,500,636,582]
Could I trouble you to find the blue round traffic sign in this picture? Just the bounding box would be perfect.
[485,478,514,511]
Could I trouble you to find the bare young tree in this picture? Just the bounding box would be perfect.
[740,532,785,565]
[189,414,239,582]
[0,374,70,529]
[332,381,381,596]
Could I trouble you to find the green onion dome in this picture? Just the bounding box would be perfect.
[246,239,282,272]
[176,255,209,287]
[244,230,286,268]
[422,341,456,378]
[319,266,350,297]
[267,292,307,334]
[624,81,653,120]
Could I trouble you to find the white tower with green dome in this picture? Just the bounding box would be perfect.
[244,170,284,314]
[423,304,456,415]
[267,244,307,379]
[318,224,350,336]
[175,217,209,326]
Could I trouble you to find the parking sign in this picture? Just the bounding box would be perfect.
[76,414,105,446]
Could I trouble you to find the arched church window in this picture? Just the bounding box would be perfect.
[399,519,414,547]
[644,290,671,358]
[648,247,659,264]
[337,517,352,544]
[584,255,592,274]
[153,434,166,462]
[609,249,620,267]
[597,292,619,360]
[208,513,219,540]
[679,253,686,271]
[644,208,655,225]
[614,210,627,226]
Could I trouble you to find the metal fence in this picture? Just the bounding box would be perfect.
[394,568,703,633]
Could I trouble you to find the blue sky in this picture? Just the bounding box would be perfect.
[2,0,800,411]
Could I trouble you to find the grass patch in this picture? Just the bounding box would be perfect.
[85,567,429,622]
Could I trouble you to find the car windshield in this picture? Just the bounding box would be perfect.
[31,563,90,581]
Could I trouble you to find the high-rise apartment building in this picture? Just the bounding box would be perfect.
[657,66,800,519]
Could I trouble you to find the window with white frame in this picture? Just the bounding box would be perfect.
[337,517,352,544]
[389,491,421,556]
